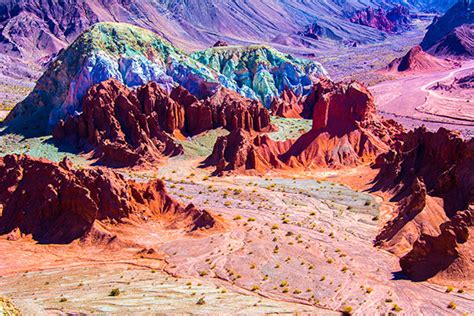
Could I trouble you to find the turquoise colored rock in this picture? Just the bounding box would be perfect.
[9,22,327,131]
[192,45,327,106]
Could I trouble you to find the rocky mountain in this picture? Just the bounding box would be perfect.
[191,45,325,106]
[427,24,474,58]
[6,22,324,133]
[385,45,455,72]
[0,154,221,244]
[0,0,456,67]
[421,0,474,52]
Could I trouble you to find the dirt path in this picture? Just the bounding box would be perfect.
[371,61,474,138]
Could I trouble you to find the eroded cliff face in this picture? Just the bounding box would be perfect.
[374,127,473,282]
[385,45,454,73]
[53,79,272,168]
[205,81,402,175]
[0,154,221,244]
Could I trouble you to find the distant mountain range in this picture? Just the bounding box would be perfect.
[0,0,459,66]
[421,0,473,55]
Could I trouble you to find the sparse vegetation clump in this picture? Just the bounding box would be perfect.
[392,304,402,312]
[109,288,121,296]
[342,305,353,315]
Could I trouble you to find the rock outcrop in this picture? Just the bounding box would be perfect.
[373,127,473,281]
[187,87,272,135]
[203,128,293,175]
[400,210,473,282]
[270,78,337,119]
[205,81,402,175]
[0,154,220,244]
[53,79,271,167]
[213,40,229,47]
[53,79,183,167]
[385,45,454,73]
[349,6,412,33]
[270,88,304,119]
[297,21,342,41]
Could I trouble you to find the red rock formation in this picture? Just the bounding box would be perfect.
[270,88,304,119]
[0,154,220,244]
[53,79,183,167]
[270,78,334,119]
[205,81,402,175]
[400,209,473,282]
[385,45,454,73]
[54,79,271,167]
[349,5,411,33]
[373,127,473,281]
[186,87,272,135]
[203,128,293,175]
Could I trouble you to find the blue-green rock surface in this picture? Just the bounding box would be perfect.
[8,22,327,132]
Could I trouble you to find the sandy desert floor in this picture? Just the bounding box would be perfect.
[0,119,473,315]
[371,60,474,138]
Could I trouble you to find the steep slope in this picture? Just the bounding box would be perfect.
[427,24,474,58]
[385,45,454,72]
[0,154,221,244]
[421,0,474,52]
[5,22,324,134]
[373,127,473,282]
